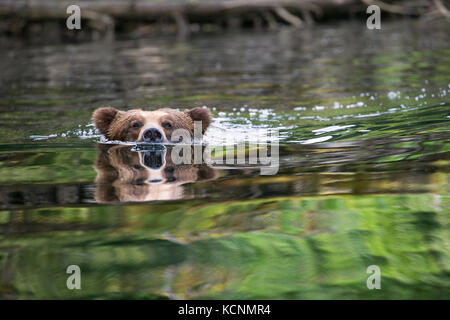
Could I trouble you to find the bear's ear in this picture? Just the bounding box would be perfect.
[92,107,119,137]
[185,107,212,134]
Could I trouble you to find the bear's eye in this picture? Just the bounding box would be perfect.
[162,122,172,130]
[131,121,143,129]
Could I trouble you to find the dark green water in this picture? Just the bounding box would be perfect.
[0,20,449,299]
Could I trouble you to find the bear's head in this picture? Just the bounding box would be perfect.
[92,107,212,142]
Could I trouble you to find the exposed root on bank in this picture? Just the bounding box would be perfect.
[83,10,115,39]
[0,0,448,38]
[274,6,302,27]
[433,0,450,18]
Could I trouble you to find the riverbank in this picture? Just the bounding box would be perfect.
[0,0,448,41]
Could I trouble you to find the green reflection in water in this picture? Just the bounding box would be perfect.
[0,194,448,299]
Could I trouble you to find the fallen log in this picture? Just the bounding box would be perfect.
[0,0,358,20]
[0,0,447,37]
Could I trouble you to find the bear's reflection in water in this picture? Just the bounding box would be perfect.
[94,145,217,203]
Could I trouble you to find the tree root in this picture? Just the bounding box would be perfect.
[433,0,450,18]
[274,6,302,27]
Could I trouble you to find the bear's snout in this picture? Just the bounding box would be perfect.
[142,128,163,143]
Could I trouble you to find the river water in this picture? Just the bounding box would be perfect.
[0,19,449,299]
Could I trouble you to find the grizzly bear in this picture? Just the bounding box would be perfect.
[92,107,212,142]
[94,144,217,203]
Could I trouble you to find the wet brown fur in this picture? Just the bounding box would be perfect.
[92,107,212,142]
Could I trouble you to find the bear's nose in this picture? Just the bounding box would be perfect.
[142,128,163,143]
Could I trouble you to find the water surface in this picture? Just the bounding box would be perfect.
[0,20,449,299]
